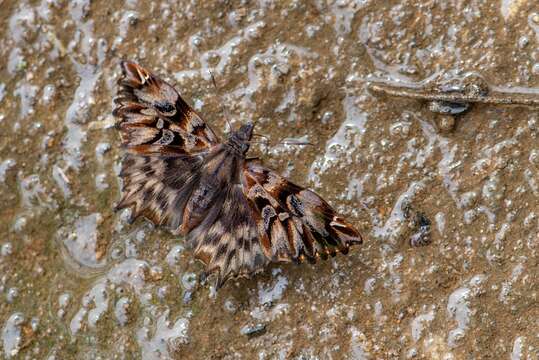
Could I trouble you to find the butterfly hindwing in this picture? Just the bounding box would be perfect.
[242,160,362,264]
[186,182,269,288]
[116,153,204,231]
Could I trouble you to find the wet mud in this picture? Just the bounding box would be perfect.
[1,0,538,359]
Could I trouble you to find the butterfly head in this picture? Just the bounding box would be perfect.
[227,122,254,155]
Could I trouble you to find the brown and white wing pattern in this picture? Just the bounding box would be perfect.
[179,157,362,288]
[113,61,363,289]
[185,180,270,288]
[242,160,362,264]
[113,61,220,231]
[113,60,219,156]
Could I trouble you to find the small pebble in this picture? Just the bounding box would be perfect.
[240,323,266,337]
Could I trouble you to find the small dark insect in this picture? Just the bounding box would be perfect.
[403,203,432,247]
[113,61,363,288]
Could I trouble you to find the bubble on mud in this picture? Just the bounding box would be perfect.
[70,259,150,336]
[95,173,109,191]
[41,84,56,105]
[510,336,524,360]
[1,243,13,257]
[250,273,290,321]
[180,273,197,291]
[2,312,24,359]
[8,3,36,43]
[434,212,445,235]
[156,286,168,300]
[463,209,477,225]
[6,288,19,304]
[62,0,107,171]
[19,174,56,210]
[498,262,524,304]
[372,181,426,243]
[240,323,266,337]
[411,308,435,342]
[363,277,376,295]
[258,273,288,306]
[529,149,539,165]
[95,142,111,160]
[62,62,100,169]
[275,88,296,114]
[136,310,190,360]
[57,293,71,319]
[13,82,39,118]
[389,121,411,138]
[61,213,105,269]
[529,13,539,42]
[118,11,139,39]
[330,0,370,36]
[7,48,25,75]
[446,287,471,347]
[523,212,537,228]
[223,299,237,313]
[523,169,539,196]
[52,165,71,199]
[349,326,370,359]
[493,222,511,251]
[11,217,27,233]
[446,275,486,348]
[0,159,16,183]
[86,282,108,329]
[124,238,139,258]
[309,95,368,183]
[500,0,522,20]
[165,245,185,272]
[114,297,131,326]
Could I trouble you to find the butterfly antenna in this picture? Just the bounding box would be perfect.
[208,69,233,132]
[251,134,271,156]
[276,137,314,147]
[251,133,270,142]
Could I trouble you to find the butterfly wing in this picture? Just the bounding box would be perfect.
[242,160,363,263]
[186,159,363,288]
[186,179,270,288]
[113,61,220,231]
[113,60,219,155]
[113,61,362,288]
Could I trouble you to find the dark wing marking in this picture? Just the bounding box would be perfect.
[115,153,205,233]
[182,157,362,288]
[113,60,219,155]
[115,144,237,235]
[113,60,222,232]
[242,160,362,264]
[186,182,270,288]
[113,61,362,289]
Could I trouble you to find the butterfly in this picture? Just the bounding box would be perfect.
[113,61,363,289]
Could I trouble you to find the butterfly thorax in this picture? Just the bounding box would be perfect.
[225,122,254,156]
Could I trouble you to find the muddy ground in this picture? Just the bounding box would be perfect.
[1,0,538,359]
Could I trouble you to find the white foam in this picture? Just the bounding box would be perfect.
[2,313,24,359]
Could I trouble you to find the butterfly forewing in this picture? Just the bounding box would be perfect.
[114,60,219,155]
[113,61,363,289]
